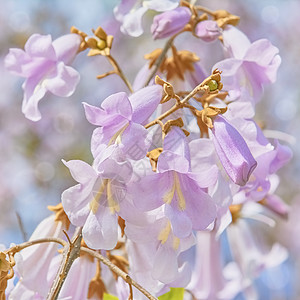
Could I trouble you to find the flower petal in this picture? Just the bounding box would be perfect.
[53,34,81,64]
[120,6,148,37]
[129,172,171,211]
[24,34,56,60]
[152,243,178,283]
[212,116,257,186]
[44,62,80,97]
[130,85,162,124]
[21,77,47,121]
[120,122,150,160]
[83,207,118,250]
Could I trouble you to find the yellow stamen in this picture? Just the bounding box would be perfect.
[174,173,186,211]
[158,221,172,244]
[172,237,180,250]
[90,179,108,214]
[163,179,176,205]
[107,180,120,214]
[108,123,129,146]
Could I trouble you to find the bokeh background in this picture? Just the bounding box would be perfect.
[0,0,299,299]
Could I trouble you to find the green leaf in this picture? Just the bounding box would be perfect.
[158,288,185,300]
[103,293,119,300]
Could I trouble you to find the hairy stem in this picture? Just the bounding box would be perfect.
[81,247,158,300]
[107,55,133,93]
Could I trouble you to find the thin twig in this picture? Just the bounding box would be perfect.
[143,37,174,87]
[15,211,28,242]
[144,81,206,129]
[107,55,133,93]
[4,238,67,254]
[81,247,158,300]
[47,227,83,300]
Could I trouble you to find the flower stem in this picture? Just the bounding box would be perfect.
[144,80,207,129]
[143,37,174,87]
[107,55,133,93]
[4,238,67,254]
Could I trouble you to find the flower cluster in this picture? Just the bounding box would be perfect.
[2,1,292,300]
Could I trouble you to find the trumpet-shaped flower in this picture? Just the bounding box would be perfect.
[211,115,257,186]
[125,207,194,291]
[83,85,162,160]
[151,7,191,40]
[5,33,81,121]
[61,152,132,250]
[214,26,281,103]
[195,20,221,42]
[129,127,217,238]
[114,0,180,37]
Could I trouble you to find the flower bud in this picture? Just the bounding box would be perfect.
[211,115,257,186]
[151,7,191,40]
[195,20,221,42]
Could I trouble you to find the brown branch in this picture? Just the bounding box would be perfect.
[81,247,158,300]
[46,227,83,300]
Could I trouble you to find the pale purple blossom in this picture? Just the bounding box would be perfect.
[211,115,257,186]
[214,26,281,103]
[151,7,191,40]
[83,85,162,160]
[114,0,180,37]
[4,33,81,121]
[195,20,221,42]
[129,127,217,238]
[61,151,133,250]
[188,230,242,300]
[9,215,65,298]
[227,216,288,282]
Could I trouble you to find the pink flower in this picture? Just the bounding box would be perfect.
[5,33,81,121]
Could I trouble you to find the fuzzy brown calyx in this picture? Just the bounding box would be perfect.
[87,260,107,299]
[155,76,179,103]
[48,203,71,231]
[147,148,163,172]
[194,105,227,137]
[229,204,243,224]
[213,10,240,28]
[70,26,88,52]
[87,26,113,57]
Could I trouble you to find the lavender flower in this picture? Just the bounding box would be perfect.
[129,127,217,238]
[195,20,221,42]
[5,34,81,121]
[83,85,162,160]
[211,115,257,186]
[114,0,180,37]
[151,7,191,40]
[214,26,281,103]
